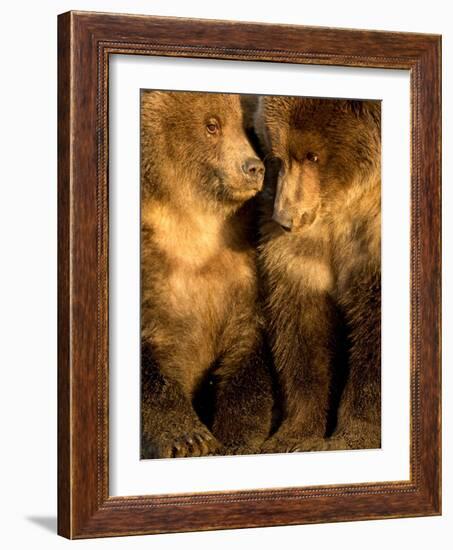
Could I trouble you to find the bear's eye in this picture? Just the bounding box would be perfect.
[206,121,219,134]
[306,152,319,163]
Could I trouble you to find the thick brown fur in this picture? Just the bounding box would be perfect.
[257,96,381,452]
[140,90,274,459]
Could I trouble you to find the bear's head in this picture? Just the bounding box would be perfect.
[141,91,264,210]
[257,97,381,232]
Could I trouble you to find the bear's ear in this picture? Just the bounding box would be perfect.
[347,99,381,124]
[364,100,382,128]
[346,100,367,117]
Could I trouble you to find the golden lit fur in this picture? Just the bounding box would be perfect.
[140,91,274,459]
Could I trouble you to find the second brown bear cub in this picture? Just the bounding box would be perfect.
[257,97,381,452]
[140,91,274,459]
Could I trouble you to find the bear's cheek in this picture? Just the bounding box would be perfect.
[300,163,321,202]
[288,163,322,228]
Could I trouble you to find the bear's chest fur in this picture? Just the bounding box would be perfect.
[141,202,257,391]
[164,247,255,323]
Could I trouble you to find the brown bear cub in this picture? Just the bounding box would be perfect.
[257,96,381,452]
[140,90,274,459]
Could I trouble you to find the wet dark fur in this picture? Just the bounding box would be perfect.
[140,91,274,459]
[257,97,381,452]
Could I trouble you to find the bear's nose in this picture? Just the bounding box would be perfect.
[242,157,264,179]
[272,209,293,232]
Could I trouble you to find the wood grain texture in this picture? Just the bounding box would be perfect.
[57,10,441,539]
[57,11,71,538]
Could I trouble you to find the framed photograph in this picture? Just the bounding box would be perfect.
[58,11,441,539]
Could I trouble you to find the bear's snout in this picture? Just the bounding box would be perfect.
[242,157,264,178]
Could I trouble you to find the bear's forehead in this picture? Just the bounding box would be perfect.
[288,128,328,148]
[170,91,240,112]
[291,100,341,126]
[265,98,368,139]
[265,97,357,124]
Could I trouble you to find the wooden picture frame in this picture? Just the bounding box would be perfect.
[58,10,441,539]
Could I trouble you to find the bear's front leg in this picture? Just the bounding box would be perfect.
[260,291,337,455]
[331,361,381,450]
[332,272,381,450]
[141,345,219,459]
[210,338,275,455]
